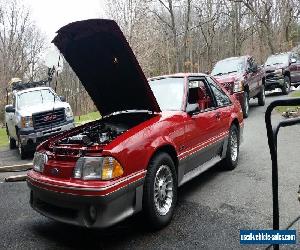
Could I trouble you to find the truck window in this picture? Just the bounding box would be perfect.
[18,89,59,108]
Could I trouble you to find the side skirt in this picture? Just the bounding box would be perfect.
[178,155,222,187]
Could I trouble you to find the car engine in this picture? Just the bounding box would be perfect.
[59,122,129,146]
[53,112,156,148]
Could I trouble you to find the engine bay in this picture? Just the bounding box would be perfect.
[59,122,129,146]
[56,112,155,146]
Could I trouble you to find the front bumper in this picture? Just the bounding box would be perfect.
[232,91,245,109]
[265,75,284,90]
[27,171,145,228]
[19,120,74,148]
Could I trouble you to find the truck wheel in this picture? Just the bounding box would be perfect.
[9,136,17,149]
[143,152,177,230]
[242,91,249,118]
[221,124,239,170]
[257,85,266,106]
[17,137,27,160]
[282,76,291,95]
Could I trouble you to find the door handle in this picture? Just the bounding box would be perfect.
[215,112,221,120]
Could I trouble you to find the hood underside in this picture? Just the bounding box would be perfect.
[52,19,161,116]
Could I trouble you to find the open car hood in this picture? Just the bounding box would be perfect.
[52,19,161,116]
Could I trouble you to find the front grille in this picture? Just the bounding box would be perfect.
[33,108,65,129]
[266,74,281,81]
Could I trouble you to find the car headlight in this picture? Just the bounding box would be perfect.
[233,80,244,93]
[21,116,33,128]
[73,156,124,180]
[274,68,283,75]
[33,152,48,172]
[65,107,73,118]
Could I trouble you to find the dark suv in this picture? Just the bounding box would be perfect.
[264,52,300,94]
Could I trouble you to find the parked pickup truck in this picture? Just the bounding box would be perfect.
[5,82,75,159]
[212,55,265,118]
[264,52,300,94]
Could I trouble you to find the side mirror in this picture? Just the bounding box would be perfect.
[186,103,200,115]
[5,105,15,113]
[291,58,296,64]
[205,71,210,75]
[251,64,258,73]
[59,96,66,102]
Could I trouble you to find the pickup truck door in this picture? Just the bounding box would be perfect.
[246,57,261,97]
[289,54,300,83]
[6,95,17,139]
[293,54,300,83]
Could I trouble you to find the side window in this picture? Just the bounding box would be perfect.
[207,77,231,107]
[187,78,215,112]
[247,58,253,70]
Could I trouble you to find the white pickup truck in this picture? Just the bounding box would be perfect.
[5,86,75,159]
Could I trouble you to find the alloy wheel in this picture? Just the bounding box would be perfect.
[154,165,174,216]
[230,129,238,162]
[285,80,291,93]
[244,93,249,115]
[262,88,266,102]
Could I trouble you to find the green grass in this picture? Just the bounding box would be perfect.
[276,91,300,113]
[75,111,101,125]
[0,127,8,148]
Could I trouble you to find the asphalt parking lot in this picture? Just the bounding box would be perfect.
[0,91,300,249]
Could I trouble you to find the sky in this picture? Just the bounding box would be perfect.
[24,0,107,42]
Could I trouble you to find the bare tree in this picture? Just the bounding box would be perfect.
[0,0,46,122]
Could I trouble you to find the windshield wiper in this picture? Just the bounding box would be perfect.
[226,70,238,74]
[103,109,157,118]
[215,70,238,76]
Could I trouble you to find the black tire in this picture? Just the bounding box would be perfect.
[282,76,291,95]
[221,124,239,170]
[257,85,265,106]
[143,152,177,230]
[242,91,249,118]
[17,136,28,160]
[9,136,17,149]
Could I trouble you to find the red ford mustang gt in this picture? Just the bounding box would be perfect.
[27,19,244,229]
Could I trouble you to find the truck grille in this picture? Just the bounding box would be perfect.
[33,108,65,129]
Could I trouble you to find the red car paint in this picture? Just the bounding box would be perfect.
[27,20,244,229]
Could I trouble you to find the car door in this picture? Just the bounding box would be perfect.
[247,57,260,97]
[294,54,300,83]
[6,94,17,138]
[183,77,224,174]
[289,54,299,83]
[206,77,232,137]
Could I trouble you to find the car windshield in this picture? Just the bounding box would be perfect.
[265,54,289,66]
[149,77,184,111]
[211,58,245,76]
[18,89,59,108]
